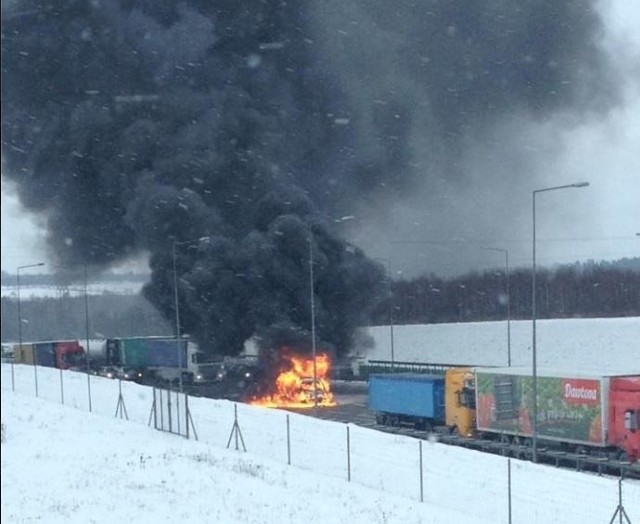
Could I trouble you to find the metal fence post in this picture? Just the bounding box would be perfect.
[346,425,351,482]
[508,458,512,524]
[59,369,64,405]
[286,414,291,466]
[419,440,424,503]
[185,393,189,440]
[86,372,93,413]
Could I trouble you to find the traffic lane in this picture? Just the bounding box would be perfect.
[282,391,376,427]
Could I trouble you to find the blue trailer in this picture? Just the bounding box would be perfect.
[368,374,445,429]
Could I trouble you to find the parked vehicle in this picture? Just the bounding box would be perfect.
[104,336,197,385]
[116,367,143,382]
[299,377,330,404]
[368,374,445,429]
[475,367,640,461]
[369,366,640,462]
[193,362,226,385]
[13,340,86,371]
[94,366,118,379]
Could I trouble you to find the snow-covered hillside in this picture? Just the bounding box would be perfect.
[2,364,639,524]
[1,280,145,299]
[360,317,640,374]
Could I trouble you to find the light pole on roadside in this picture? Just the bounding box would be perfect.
[532,182,589,463]
[374,257,395,371]
[16,262,46,395]
[309,229,318,410]
[172,236,210,393]
[481,247,511,366]
[83,264,93,412]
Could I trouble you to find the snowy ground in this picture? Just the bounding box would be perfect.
[1,281,145,299]
[2,361,639,524]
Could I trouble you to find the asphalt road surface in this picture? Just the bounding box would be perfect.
[283,381,376,427]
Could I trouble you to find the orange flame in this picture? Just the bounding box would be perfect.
[250,352,337,408]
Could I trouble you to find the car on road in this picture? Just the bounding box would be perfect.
[93,366,118,379]
[300,377,329,403]
[117,367,143,382]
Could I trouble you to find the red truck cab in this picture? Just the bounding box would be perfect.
[608,376,640,462]
[54,341,87,370]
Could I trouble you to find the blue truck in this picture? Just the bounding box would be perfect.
[368,373,446,430]
[105,336,192,384]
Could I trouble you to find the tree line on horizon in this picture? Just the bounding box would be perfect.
[1,257,638,344]
[371,258,640,325]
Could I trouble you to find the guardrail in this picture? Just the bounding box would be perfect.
[363,359,474,379]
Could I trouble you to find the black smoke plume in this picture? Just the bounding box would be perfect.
[1,1,618,357]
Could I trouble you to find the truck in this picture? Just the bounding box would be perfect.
[475,367,640,461]
[104,336,197,385]
[13,340,87,370]
[369,366,640,461]
[368,368,476,434]
[369,373,446,429]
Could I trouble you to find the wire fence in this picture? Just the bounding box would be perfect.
[2,363,639,524]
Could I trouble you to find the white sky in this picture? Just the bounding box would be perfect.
[1,1,639,275]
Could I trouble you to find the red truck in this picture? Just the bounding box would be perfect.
[475,368,640,462]
[608,376,640,462]
[14,340,87,371]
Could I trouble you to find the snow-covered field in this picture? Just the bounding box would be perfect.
[1,280,145,299]
[360,317,640,374]
[2,360,639,524]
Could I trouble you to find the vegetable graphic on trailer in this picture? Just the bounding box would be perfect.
[475,367,640,460]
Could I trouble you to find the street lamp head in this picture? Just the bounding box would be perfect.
[481,246,507,254]
[18,262,46,271]
[534,181,590,195]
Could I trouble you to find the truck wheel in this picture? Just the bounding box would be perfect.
[417,420,432,432]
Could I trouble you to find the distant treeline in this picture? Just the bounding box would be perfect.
[1,271,149,288]
[1,294,171,343]
[2,258,638,344]
[371,258,640,325]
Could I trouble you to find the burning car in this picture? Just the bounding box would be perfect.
[250,351,337,409]
[299,377,330,404]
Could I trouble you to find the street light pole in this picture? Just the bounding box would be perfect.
[374,257,395,370]
[172,241,182,393]
[83,264,93,412]
[16,262,45,396]
[172,236,210,393]
[309,230,318,409]
[482,247,510,366]
[532,182,589,463]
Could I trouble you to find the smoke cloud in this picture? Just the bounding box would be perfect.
[1,1,619,355]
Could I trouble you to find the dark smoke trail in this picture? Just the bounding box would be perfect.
[1,1,619,356]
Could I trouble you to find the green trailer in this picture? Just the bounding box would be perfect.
[475,367,608,447]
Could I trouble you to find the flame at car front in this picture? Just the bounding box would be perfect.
[250,351,337,409]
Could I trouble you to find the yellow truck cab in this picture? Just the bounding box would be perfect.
[445,367,476,437]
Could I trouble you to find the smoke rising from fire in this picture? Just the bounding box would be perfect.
[1,1,620,355]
